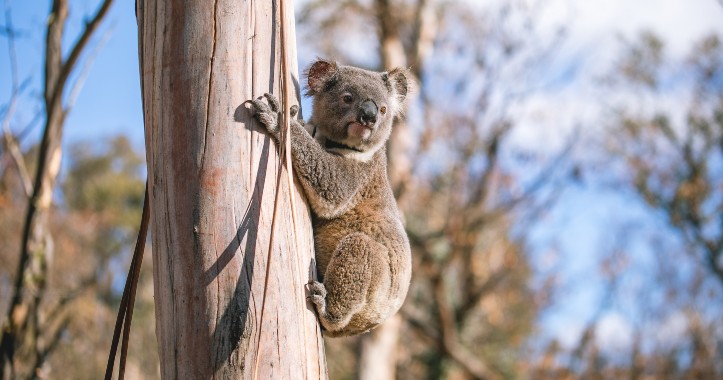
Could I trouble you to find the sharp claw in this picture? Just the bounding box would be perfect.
[263,93,280,112]
[307,295,324,306]
[251,99,272,115]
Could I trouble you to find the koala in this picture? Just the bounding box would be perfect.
[250,59,412,337]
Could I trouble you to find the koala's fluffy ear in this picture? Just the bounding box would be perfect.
[386,68,410,103]
[306,59,338,95]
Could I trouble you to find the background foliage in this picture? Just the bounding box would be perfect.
[1,0,721,379]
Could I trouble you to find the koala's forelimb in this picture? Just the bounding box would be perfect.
[253,94,371,218]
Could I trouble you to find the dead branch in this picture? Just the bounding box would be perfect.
[0,0,115,376]
[433,274,501,380]
[1,0,32,196]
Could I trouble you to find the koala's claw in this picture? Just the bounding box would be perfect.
[307,281,327,295]
[307,294,325,307]
[250,98,279,134]
[306,281,326,305]
[251,93,302,137]
[263,93,280,112]
[306,281,327,308]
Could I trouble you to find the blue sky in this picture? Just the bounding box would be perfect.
[0,0,143,147]
[2,0,723,353]
[3,0,722,149]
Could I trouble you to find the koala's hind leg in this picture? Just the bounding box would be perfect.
[308,233,391,335]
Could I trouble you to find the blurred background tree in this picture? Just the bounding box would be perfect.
[0,0,155,377]
[524,30,723,380]
[1,135,153,378]
[298,0,572,378]
[0,0,721,379]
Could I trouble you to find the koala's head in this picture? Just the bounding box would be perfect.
[305,59,409,160]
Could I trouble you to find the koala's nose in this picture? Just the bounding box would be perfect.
[358,100,378,126]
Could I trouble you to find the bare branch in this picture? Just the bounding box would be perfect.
[48,0,114,111]
[402,309,441,342]
[1,132,32,196]
[1,0,32,196]
[15,110,42,142]
[35,316,70,371]
[433,275,501,380]
[66,24,113,111]
[1,1,115,376]
[457,269,509,323]
[44,277,95,328]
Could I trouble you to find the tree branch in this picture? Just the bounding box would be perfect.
[1,0,32,196]
[44,277,95,328]
[48,0,114,111]
[1,1,115,376]
[35,316,70,372]
[433,275,501,380]
[457,269,509,324]
[66,24,113,111]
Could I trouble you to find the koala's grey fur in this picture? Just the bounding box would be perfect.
[250,59,412,337]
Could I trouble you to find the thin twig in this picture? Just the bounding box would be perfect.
[44,276,95,328]
[433,275,500,380]
[1,0,33,196]
[47,0,114,112]
[66,23,114,111]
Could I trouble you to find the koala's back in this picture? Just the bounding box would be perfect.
[312,152,411,334]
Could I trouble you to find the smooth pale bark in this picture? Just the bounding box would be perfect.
[356,315,401,380]
[136,0,327,378]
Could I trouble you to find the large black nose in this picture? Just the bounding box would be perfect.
[358,100,378,126]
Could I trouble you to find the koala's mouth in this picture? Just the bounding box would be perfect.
[347,122,374,140]
[324,139,363,153]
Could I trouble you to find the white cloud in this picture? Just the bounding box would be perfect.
[651,311,689,348]
[554,0,723,58]
[595,312,634,351]
[556,320,586,349]
[501,0,722,156]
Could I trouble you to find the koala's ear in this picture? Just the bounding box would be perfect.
[305,59,338,95]
[386,68,410,102]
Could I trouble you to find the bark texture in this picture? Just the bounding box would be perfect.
[136,0,327,378]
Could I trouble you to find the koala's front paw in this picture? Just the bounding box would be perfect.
[250,93,281,138]
[306,281,327,308]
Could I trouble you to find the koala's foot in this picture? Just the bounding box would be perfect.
[307,278,349,334]
[250,93,300,139]
[306,281,327,309]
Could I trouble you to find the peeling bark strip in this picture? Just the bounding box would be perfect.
[136,0,327,378]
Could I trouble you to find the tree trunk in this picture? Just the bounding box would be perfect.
[356,314,401,380]
[136,0,327,378]
[355,2,421,379]
[377,0,412,198]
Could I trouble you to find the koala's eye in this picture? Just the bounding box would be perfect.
[380,106,387,115]
[342,94,353,104]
